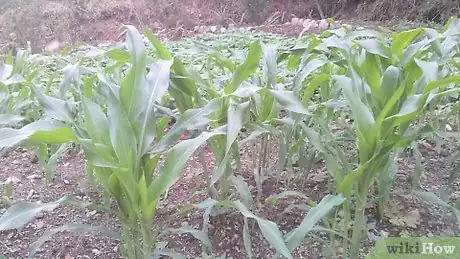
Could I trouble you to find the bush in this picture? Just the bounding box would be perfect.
[245,0,270,23]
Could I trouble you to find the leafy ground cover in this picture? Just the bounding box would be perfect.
[0,20,459,259]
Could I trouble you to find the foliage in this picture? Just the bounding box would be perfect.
[0,18,459,259]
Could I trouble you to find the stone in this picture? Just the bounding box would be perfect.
[91,249,101,255]
[87,210,97,217]
[27,189,35,200]
[220,27,227,33]
[44,40,61,53]
[303,19,312,29]
[27,174,42,180]
[228,23,235,30]
[291,17,299,25]
[297,18,304,26]
[318,19,329,31]
[6,176,21,184]
[210,26,217,33]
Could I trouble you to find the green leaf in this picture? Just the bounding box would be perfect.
[226,101,249,153]
[0,196,75,230]
[284,194,345,251]
[333,75,375,135]
[0,202,60,231]
[0,120,76,148]
[357,39,389,58]
[106,48,131,63]
[153,98,221,153]
[243,217,253,258]
[262,44,277,87]
[0,64,13,81]
[414,191,451,208]
[169,228,212,249]
[293,59,327,93]
[107,101,136,167]
[381,66,400,102]
[391,29,423,57]
[148,131,224,201]
[234,201,293,259]
[33,89,73,123]
[230,175,253,208]
[229,85,262,98]
[138,60,173,155]
[225,41,262,94]
[0,128,30,147]
[210,101,249,185]
[82,98,111,145]
[0,114,25,127]
[120,25,147,121]
[145,28,173,60]
[388,94,423,122]
[270,90,310,115]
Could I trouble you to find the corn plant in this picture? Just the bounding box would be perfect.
[310,22,460,258]
[0,26,225,259]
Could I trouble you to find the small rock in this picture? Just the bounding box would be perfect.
[113,245,118,253]
[44,40,61,53]
[446,124,453,131]
[303,19,313,29]
[36,212,44,219]
[318,19,329,31]
[193,25,199,32]
[92,249,101,255]
[12,159,20,165]
[27,174,42,180]
[422,141,432,149]
[220,27,226,33]
[210,26,217,33]
[297,18,304,26]
[87,210,97,217]
[198,26,205,33]
[6,176,21,184]
[27,189,35,200]
[63,179,70,185]
[31,155,38,164]
[181,221,189,227]
[228,24,235,30]
[35,221,44,229]
[291,17,299,25]
[7,232,14,239]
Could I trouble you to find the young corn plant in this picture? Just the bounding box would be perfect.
[0,26,224,259]
[322,23,460,257]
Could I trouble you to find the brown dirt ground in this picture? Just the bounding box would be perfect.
[0,134,459,258]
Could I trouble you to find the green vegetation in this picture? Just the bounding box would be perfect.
[0,19,459,258]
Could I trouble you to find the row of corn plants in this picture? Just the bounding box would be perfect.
[0,19,459,258]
